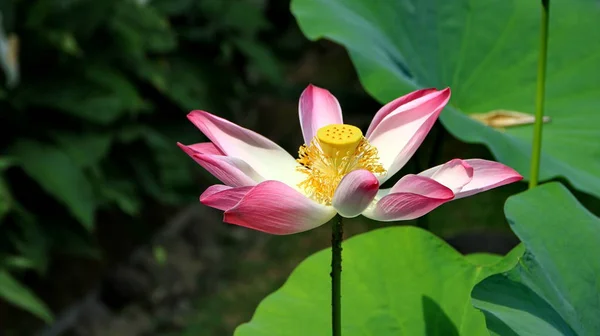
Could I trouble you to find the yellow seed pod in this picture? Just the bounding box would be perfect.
[316,124,363,158]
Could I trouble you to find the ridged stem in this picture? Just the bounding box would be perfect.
[331,215,343,336]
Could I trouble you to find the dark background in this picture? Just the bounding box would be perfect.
[0,0,546,335]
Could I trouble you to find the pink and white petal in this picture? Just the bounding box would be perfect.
[454,159,522,199]
[362,192,453,221]
[224,180,337,235]
[178,143,263,187]
[299,84,343,144]
[365,88,437,138]
[362,175,454,221]
[200,184,232,199]
[200,185,252,211]
[187,111,303,187]
[390,174,455,198]
[185,142,224,155]
[367,88,451,183]
[332,170,379,218]
[419,159,474,193]
[194,154,265,187]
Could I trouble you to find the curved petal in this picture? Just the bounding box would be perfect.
[299,84,343,144]
[200,184,232,199]
[186,142,224,155]
[390,174,455,197]
[200,185,252,211]
[365,88,437,137]
[367,88,451,183]
[419,159,474,193]
[420,159,523,199]
[362,174,454,221]
[187,111,303,187]
[178,143,263,187]
[332,170,379,218]
[194,154,264,187]
[224,180,336,235]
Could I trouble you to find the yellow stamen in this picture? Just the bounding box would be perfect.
[297,124,386,205]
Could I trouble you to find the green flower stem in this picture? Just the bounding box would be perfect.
[529,0,550,189]
[331,214,343,336]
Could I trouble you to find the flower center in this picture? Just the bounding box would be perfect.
[296,124,386,205]
[316,124,363,158]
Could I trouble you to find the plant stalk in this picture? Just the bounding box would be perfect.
[529,0,550,189]
[331,215,343,336]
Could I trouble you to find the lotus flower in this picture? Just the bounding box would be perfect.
[178,85,522,234]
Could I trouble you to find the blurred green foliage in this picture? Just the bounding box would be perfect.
[0,0,286,321]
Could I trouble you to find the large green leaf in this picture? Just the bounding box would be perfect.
[236,227,523,335]
[0,269,53,323]
[472,182,600,336]
[11,140,96,229]
[291,0,600,198]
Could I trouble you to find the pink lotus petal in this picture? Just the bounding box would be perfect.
[200,184,232,198]
[299,84,343,144]
[200,185,252,211]
[363,175,454,221]
[366,88,437,138]
[224,180,336,235]
[332,170,379,218]
[367,88,451,183]
[194,154,263,187]
[186,142,224,155]
[187,111,302,187]
[421,159,523,199]
[422,159,474,193]
[390,174,455,198]
[178,143,263,187]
